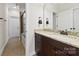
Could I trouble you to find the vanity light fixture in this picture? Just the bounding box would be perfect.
[38,17,42,24]
[46,18,49,25]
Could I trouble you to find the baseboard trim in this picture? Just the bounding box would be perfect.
[32,53,37,56]
[0,39,8,56]
[28,51,36,56]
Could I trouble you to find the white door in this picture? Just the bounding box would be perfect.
[8,16,20,38]
[8,7,20,38]
[0,19,5,48]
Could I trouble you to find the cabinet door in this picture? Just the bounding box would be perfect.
[42,36,66,56]
[57,9,73,31]
[35,33,42,54]
[41,36,53,56]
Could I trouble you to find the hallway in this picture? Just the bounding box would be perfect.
[2,37,25,56]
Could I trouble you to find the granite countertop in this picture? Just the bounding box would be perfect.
[35,30,79,48]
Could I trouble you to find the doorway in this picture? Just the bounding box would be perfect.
[8,4,20,39]
[2,3,26,56]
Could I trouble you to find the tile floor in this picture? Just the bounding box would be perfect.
[2,37,25,56]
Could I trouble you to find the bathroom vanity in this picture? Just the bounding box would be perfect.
[35,30,79,56]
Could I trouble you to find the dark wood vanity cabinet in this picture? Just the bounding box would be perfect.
[35,33,79,56]
[35,33,42,55]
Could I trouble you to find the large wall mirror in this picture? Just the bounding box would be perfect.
[57,8,79,32]
[42,3,79,36]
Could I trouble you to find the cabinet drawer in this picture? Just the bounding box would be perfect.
[46,37,75,50]
[35,33,42,53]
